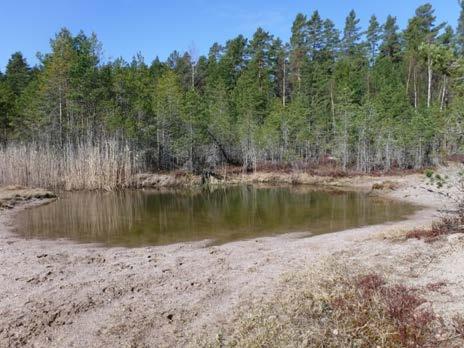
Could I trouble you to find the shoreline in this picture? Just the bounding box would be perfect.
[0,167,461,347]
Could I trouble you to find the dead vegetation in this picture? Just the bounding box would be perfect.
[0,186,55,209]
[405,214,464,243]
[0,141,139,190]
[372,180,400,191]
[0,142,429,191]
[203,261,464,348]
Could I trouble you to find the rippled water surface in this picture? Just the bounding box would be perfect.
[15,186,418,247]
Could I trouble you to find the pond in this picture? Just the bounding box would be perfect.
[14,186,418,247]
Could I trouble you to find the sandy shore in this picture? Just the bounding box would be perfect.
[0,168,463,347]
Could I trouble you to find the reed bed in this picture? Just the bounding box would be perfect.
[0,140,141,190]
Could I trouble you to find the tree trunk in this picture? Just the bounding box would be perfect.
[282,59,286,107]
[206,129,240,166]
[385,132,391,172]
[330,80,336,137]
[427,54,432,109]
[406,58,412,96]
[342,111,348,171]
[413,66,418,109]
[366,72,371,99]
[440,75,447,111]
[189,115,193,172]
[191,63,195,90]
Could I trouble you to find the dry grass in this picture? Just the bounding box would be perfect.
[0,141,141,190]
[217,162,417,180]
[372,180,400,191]
[202,261,463,347]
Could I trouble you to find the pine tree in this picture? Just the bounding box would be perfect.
[404,4,443,109]
[290,13,308,92]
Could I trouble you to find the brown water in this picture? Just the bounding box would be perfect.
[15,186,418,247]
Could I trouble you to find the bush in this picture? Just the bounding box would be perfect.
[425,169,434,178]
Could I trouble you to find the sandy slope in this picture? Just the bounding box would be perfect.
[0,167,463,347]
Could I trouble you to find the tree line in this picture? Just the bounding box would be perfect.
[1,2,464,176]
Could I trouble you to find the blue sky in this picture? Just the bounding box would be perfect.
[0,0,459,71]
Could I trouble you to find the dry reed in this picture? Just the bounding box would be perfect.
[0,140,141,190]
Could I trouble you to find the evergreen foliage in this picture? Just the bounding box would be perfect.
[1,3,464,173]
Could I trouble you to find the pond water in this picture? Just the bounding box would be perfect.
[15,186,418,247]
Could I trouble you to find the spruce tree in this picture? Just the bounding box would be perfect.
[5,52,31,96]
[366,15,381,63]
[380,15,401,61]
[458,0,464,54]
[307,11,324,59]
[342,10,362,55]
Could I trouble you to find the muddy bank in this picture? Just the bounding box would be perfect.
[0,166,463,347]
[0,186,56,209]
[129,169,414,189]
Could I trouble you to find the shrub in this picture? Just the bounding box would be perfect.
[405,216,464,242]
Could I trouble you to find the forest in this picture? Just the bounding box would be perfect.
[1,2,464,189]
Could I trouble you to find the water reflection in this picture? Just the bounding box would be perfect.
[15,186,418,247]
